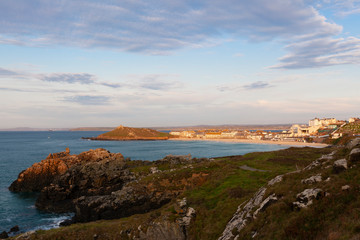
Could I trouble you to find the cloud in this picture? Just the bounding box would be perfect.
[63,95,110,105]
[0,0,341,53]
[313,0,360,16]
[100,82,122,88]
[39,73,96,84]
[243,81,274,90]
[218,81,274,91]
[137,76,183,90]
[272,36,360,69]
[0,67,18,76]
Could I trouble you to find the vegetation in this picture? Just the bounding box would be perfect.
[96,125,169,140]
[340,122,360,134]
[13,146,337,240]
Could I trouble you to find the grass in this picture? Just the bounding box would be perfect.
[236,145,360,240]
[13,146,333,240]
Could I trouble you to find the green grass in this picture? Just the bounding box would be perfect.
[14,146,333,240]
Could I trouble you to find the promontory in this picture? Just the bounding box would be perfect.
[85,125,170,141]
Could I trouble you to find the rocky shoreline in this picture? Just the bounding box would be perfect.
[7,139,360,239]
[8,148,208,229]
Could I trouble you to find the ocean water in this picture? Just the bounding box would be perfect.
[0,131,288,234]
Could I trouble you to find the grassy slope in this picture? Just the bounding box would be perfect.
[340,122,360,134]
[237,147,360,240]
[14,147,332,240]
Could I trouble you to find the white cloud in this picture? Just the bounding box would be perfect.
[273,36,360,68]
[0,0,341,53]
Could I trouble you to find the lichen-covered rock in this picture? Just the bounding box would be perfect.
[333,159,348,173]
[293,188,323,210]
[349,148,360,163]
[218,187,267,240]
[253,193,278,219]
[9,148,124,193]
[9,148,74,192]
[268,175,283,186]
[301,174,322,184]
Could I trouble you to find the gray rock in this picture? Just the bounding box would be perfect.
[137,221,186,240]
[177,198,187,209]
[303,160,321,171]
[253,193,277,218]
[218,187,267,240]
[347,138,360,149]
[150,167,160,174]
[349,148,360,163]
[293,188,323,210]
[268,175,283,186]
[333,159,348,173]
[301,174,322,184]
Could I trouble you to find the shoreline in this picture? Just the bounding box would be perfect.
[169,137,330,147]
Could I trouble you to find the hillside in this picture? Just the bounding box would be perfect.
[11,141,357,239]
[90,125,170,140]
[339,122,360,134]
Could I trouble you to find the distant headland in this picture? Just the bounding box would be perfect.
[83,125,170,141]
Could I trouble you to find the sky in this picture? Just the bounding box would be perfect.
[0,0,360,128]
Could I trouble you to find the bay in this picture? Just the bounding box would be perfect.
[0,131,288,234]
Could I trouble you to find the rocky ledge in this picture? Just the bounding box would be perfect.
[9,149,208,224]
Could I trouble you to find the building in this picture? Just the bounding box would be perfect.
[309,118,337,127]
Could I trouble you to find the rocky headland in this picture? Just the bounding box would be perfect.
[86,125,170,141]
[8,138,360,240]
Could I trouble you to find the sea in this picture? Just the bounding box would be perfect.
[0,131,289,234]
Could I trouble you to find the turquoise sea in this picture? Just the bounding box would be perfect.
[0,131,289,234]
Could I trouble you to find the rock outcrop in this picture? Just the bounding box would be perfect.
[301,174,322,184]
[333,159,348,173]
[36,151,129,213]
[9,148,124,193]
[9,148,74,192]
[292,188,324,210]
[10,150,209,226]
[72,184,176,222]
[349,148,360,163]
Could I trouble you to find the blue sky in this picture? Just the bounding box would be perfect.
[0,0,359,128]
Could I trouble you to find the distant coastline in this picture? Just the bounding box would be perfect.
[170,137,330,147]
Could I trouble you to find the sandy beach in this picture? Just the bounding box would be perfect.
[169,137,330,147]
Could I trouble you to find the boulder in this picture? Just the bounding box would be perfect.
[349,148,360,163]
[347,138,360,149]
[9,225,19,233]
[293,188,323,210]
[333,159,348,173]
[0,231,8,239]
[301,174,322,184]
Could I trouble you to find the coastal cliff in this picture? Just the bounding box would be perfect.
[10,139,360,239]
[88,125,170,141]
